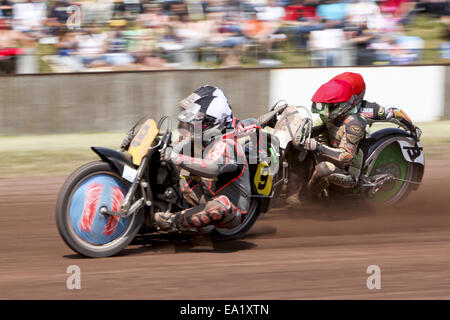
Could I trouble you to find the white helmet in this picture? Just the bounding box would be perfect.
[178,85,229,110]
[178,95,233,146]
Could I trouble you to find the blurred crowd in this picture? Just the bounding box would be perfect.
[0,0,449,73]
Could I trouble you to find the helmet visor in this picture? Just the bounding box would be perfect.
[312,102,338,111]
[329,101,351,120]
[177,103,204,123]
[178,92,201,110]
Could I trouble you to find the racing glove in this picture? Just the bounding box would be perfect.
[411,126,422,141]
[303,138,319,151]
[386,107,419,139]
[161,146,174,162]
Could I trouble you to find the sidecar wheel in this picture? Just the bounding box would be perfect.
[56,161,144,258]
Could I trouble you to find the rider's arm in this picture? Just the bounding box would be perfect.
[359,101,419,137]
[169,140,238,178]
[315,115,366,166]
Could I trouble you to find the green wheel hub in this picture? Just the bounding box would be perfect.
[368,143,410,204]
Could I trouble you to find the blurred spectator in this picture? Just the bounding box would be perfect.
[44,0,71,36]
[439,1,450,39]
[133,4,170,68]
[392,35,424,64]
[75,27,109,68]
[380,0,416,25]
[346,0,379,65]
[171,12,214,67]
[47,29,84,71]
[114,0,144,19]
[257,0,285,22]
[213,11,248,67]
[242,11,275,52]
[0,18,35,73]
[48,0,70,25]
[138,3,170,28]
[281,0,323,49]
[0,0,14,18]
[316,0,347,28]
[441,41,450,58]
[105,19,135,67]
[347,0,380,26]
[81,0,114,26]
[309,27,345,66]
[0,0,447,72]
[417,0,449,18]
[12,0,47,35]
[347,21,376,65]
[284,0,318,22]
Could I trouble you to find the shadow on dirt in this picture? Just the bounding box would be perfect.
[63,234,258,259]
[121,234,258,256]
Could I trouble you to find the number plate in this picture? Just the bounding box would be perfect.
[397,140,424,165]
[254,162,272,196]
[128,119,159,166]
[122,165,137,183]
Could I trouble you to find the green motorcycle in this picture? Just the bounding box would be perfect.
[258,102,424,208]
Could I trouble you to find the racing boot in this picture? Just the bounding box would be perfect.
[154,211,197,233]
[154,211,179,232]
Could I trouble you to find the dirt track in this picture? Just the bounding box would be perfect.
[1,159,450,299]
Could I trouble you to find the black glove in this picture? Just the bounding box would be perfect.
[161,146,174,162]
[411,126,422,141]
[120,128,136,151]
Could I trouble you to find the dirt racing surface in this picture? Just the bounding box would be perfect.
[1,159,450,299]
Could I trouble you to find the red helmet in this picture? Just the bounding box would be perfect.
[311,79,354,122]
[332,72,366,105]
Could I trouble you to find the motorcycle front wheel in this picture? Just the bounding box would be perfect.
[55,161,144,258]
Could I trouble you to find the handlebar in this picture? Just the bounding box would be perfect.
[160,131,172,152]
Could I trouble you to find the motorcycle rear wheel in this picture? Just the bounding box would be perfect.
[366,142,414,207]
[55,161,144,258]
[211,198,260,241]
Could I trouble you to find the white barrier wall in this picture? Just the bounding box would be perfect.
[0,65,447,135]
[270,66,446,122]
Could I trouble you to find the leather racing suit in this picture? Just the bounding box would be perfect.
[358,101,419,136]
[307,112,367,196]
[167,134,251,230]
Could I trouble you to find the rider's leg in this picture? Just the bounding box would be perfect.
[308,161,355,198]
[179,175,203,206]
[154,195,241,231]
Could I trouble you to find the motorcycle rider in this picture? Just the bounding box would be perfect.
[332,72,421,140]
[154,88,251,232]
[303,78,366,199]
[304,72,422,199]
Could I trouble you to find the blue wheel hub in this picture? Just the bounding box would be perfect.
[69,174,132,245]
